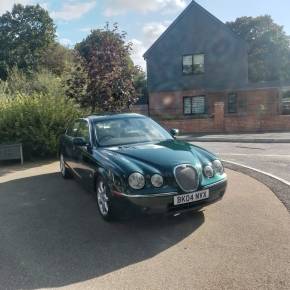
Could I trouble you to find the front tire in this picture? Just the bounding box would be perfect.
[60,153,72,179]
[96,177,119,222]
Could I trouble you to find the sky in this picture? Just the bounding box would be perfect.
[1,0,290,69]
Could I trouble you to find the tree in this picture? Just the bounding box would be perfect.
[70,23,137,112]
[39,43,75,76]
[65,53,88,106]
[133,66,148,104]
[0,4,55,80]
[226,16,290,82]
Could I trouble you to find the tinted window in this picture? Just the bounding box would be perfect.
[77,121,90,143]
[66,121,80,137]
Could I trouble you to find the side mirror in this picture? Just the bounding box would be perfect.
[73,137,87,147]
[170,128,180,137]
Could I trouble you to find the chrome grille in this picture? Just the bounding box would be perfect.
[174,165,199,192]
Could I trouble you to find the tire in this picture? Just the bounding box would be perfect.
[96,177,119,222]
[60,153,72,179]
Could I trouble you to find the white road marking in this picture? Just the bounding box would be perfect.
[223,160,290,186]
[218,153,290,158]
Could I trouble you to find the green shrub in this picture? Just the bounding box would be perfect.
[0,94,84,159]
[2,67,67,98]
[0,80,9,99]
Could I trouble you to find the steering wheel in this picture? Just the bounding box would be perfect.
[99,135,114,143]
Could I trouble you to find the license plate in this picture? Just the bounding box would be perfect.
[174,190,209,206]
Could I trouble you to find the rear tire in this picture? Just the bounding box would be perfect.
[60,153,72,179]
[96,177,119,222]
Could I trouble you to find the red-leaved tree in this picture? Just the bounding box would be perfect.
[67,23,137,113]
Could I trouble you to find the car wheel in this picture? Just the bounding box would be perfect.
[60,153,71,179]
[96,177,118,222]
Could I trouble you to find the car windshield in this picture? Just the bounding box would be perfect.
[94,117,173,147]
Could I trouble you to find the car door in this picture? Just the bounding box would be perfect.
[74,119,96,189]
[62,120,81,170]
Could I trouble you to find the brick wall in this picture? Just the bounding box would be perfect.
[225,115,290,132]
[150,88,281,117]
[150,88,290,133]
[159,115,290,133]
[160,118,218,133]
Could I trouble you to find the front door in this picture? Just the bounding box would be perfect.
[74,120,95,189]
[63,120,81,171]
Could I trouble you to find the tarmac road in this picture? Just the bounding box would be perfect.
[0,162,290,290]
[192,142,290,183]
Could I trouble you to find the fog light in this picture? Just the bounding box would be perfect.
[151,174,163,188]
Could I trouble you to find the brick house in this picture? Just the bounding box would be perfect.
[142,0,290,133]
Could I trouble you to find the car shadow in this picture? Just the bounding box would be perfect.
[0,173,205,289]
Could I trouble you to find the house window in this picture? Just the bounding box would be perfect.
[193,54,205,74]
[281,91,290,115]
[228,93,237,113]
[182,54,205,74]
[183,96,206,115]
[183,56,193,75]
[183,97,192,115]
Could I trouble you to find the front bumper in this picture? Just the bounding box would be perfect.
[115,178,227,215]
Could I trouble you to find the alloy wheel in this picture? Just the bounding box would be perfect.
[97,180,109,216]
[60,154,65,176]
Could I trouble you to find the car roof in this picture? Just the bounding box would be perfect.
[87,113,146,122]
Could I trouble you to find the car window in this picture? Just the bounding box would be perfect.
[66,120,80,137]
[95,117,173,147]
[77,120,90,144]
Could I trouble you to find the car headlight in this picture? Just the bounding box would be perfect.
[212,160,224,175]
[204,165,214,178]
[151,174,163,188]
[128,172,145,190]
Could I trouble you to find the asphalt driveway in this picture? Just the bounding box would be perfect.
[0,162,290,289]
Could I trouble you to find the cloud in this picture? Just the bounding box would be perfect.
[79,27,93,33]
[130,39,147,69]
[59,38,72,47]
[104,0,186,16]
[142,22,169,46]
[51,1,96,21]
[0,0,31,15]
[130,21,170,69]
[38,2,49,11]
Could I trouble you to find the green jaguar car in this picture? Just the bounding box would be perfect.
[59,113,227,221]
